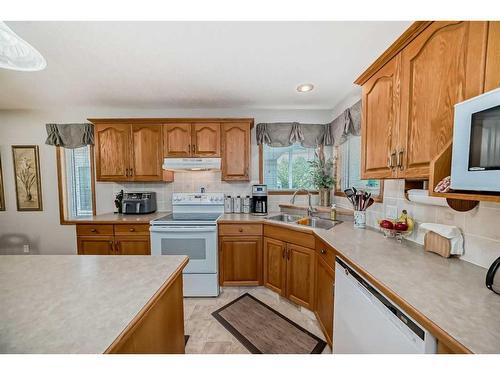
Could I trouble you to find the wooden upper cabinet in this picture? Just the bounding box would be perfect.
[485,21,500,92]
[398,21,488,178]
[263,237,287,295]
[361,54,401,179]
[286,243,316,310]
[163,123,192,158]
[192,123,220,157]
[221,122,251,181]
[131,124,163,181]
[95,123,131,181]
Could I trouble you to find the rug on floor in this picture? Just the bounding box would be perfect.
[211,293,326,354]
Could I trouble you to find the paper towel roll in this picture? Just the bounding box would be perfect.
[407,189,448,207]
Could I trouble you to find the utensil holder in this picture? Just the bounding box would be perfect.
[354,210,366,229]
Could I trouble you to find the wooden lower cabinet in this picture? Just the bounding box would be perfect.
[115,236,151,255]
[263,237,287,295]
[262,236,316,310]
[219,236,262,286]
[315,256,335,347]
[106,271,185,354]
[77,236,114,255]
[286,243,316,310]
[76,224,151,255]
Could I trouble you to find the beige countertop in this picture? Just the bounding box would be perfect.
[218,213,500,354]
[0,255,188,354]
[69,211,168,224]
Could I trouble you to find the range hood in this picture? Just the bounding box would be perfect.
[162,158,221,171]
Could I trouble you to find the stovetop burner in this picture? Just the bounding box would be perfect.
[153,212,222,223]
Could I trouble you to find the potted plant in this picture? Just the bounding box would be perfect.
[309,151,335,207]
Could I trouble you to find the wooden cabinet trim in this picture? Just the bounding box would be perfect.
[355,21,432,85]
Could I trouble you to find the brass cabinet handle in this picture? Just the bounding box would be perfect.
[282,247,286,259]
[397,148,405,170]
[238,228,243,233]
[390,151,397,170]
[287,248,291,260]
[321,249,327,255]
[90,228,97,233]
[129,168,133,176]
[115,241,120,254]
[187,144,191,152]
[129,228,135,232]
[192,144,195,153]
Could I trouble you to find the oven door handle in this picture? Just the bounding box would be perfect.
[150,226,217,233]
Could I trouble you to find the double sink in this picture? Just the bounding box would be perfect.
[266,213,342,230]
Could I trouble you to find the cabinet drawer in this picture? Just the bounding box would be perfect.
[315,238,336,270]
[76,224,114,236]
[263,224,315,249]
[114,224,150,236]
[218,224,262,236]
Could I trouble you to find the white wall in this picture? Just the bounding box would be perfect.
[0,107,332,255]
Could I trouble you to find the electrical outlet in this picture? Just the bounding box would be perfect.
[23,244,30,253]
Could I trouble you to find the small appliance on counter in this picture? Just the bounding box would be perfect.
[251,184,268,216]
[114,189,124,214]
[486,256,500,295]
[122,192,157,214]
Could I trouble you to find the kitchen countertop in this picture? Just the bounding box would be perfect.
[0,255,188,353]
[217,213,500,354]
[69,211,168,224]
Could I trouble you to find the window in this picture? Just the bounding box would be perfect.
[261,143,333,191]
[335,135,382,198]
[56,146,95,222]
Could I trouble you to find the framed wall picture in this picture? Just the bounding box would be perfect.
[12,145,43,211]
[0,154,5,211]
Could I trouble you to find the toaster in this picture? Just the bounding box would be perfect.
[122,192,157,214]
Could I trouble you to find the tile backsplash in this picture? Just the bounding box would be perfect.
[95,170,317,215]
[335,179,500,269]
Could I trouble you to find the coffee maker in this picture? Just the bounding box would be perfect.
[251,184,268,216]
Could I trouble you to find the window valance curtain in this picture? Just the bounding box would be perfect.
[45,123,94,149]
[256,100,361,148]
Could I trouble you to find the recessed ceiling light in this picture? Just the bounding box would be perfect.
[296,83,314,93]
[0,21,47,71]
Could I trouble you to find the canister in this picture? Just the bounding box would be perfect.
[224,195,233,213]
[233,196,242,213]
[243,196,251,213]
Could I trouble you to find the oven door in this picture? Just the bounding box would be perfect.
[150,225,217,274]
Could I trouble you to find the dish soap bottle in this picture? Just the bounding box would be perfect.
[330,204,337,221]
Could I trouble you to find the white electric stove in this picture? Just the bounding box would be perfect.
[150,192,224,297]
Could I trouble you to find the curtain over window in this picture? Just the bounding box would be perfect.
[256,100,361,148]
[45,123,94,149]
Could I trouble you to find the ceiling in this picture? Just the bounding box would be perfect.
[0,21,411,111]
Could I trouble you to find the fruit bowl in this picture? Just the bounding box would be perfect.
[377,210,414,243]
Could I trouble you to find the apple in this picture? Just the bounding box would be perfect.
[394,222,409,231]
[380,219,394,229]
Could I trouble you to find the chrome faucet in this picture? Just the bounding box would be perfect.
[290,189,317,217]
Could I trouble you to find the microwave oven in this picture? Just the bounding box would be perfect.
[451,88,500,192]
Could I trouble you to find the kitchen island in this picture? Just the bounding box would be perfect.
[0,255,188,354]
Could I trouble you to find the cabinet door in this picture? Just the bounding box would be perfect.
[315,256,334,347]
[95,123,131,181]
[192,123,220,157]
[131,124,163,181]
[163,123,192,157]
[263,237,287,295]
[221,122,250,181]
[399,21,488,178]
[115,236,151,255]
[485,21,500,92]
[219,236,262,286]
[286,243,316,310]
[361,54,401,179]
[77,236,115,255]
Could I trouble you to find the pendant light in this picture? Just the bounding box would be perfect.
[0,21,46,71]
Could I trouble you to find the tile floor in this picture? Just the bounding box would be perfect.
[183,286,332,354]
